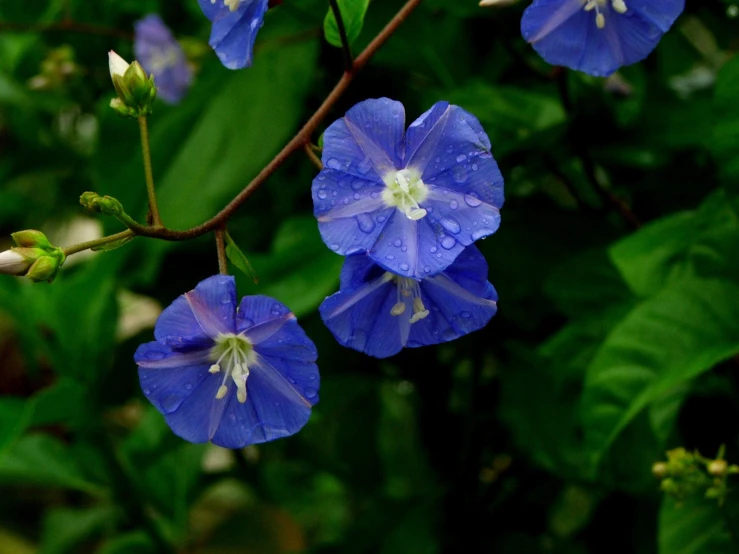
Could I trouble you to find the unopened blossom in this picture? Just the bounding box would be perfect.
[319,245,498,358]
[313,98,504,279]
[521,0,685,77]
[198,0,269,69]
[135,275,320,448]
[134,15,192,104]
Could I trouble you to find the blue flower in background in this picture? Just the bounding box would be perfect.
[198,0,269,69]
[319,245,498,358]
[521,0,685,77]
[135,275,319,449]
[134,15,192,104]
[313,98,505,279]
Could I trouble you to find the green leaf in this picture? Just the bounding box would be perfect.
[324,0,370,48]
[581,278,739,471]
[713,56,739,186]
[224,231,258,283]
[658,497,733,554]
[0,434,103,494]
[40,506,120,554]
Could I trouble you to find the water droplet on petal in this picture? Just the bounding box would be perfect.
[464,193,482,207]
[386,254,395,260]
[327,158,342,170]
[429,246,438,253]
[456,154,466,163]
[441,236,456,249]
[471,163,479,171]
[145,350,166,361]
[471,229,494,241]
[308,374,317,381]
[445,145,454,153]
[160,394,185,413]
[460,311,472,318]
[356,213,376,233]
[440,217,461,234]
[377,215,387,223]
[449,200,458,210]
[184,383,193,390]
[399,263,410,272]
[393,239,402,247]
[317,190,327,199]
[453,166,467,184]
[305,388,318,399]
[287,376,297,384]
[401,245,407,252]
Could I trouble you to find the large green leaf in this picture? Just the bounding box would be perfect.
[658,497,733,554]
[581,277,739,470]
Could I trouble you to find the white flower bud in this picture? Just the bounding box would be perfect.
[0,249,31,275]
[479,0,519,6]
[108,50,130,78]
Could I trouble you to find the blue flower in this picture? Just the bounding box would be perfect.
[134,275,319,449]
[197,0,268,69]
[319,245,498,358]
[312,98,505,279]
[134,15,192,104]
[521,0,685,77]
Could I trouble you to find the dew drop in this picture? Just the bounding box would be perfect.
[456,154,466,163]
[441,236,456,249]
[453,166,467,184]
[160,394,185,413]
[401,245,407,252]
[308,374,317,381]
[399,263,410,272]
[471,163,479,171]
[377,215,387,223]
[471,229,493,241]
[330,244,340,251]
[145,350,166,361]
[305,388,318,399]
[386,254,395,260]
[393,239,402,247]
[351,178,365,191]
[449,199,458,210]
[184,383,193,390]
[423,266,431,273]
[317,190,327,199]
[241,317,254,328]
[464,193,482,207]
[287,376,297,384]
[327,158,342,170]
[429,246,438,253]
[460,311,472,318]
[445,144,454,153]
[356,213,376,233]
[229,413,238,425]
[343,197,350,205]
[220,294,232,304]
[440,217,461,234]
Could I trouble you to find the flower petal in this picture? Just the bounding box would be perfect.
[154,275,236,348]
[209,355,315,448]
[321,98,405,182]
[424,186,502,247]
[135,342,213,417]
[319,267,409,358]
[207,0,268,69]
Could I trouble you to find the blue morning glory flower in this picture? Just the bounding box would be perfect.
[521,0,685,77]
[198,0,268,69]
[319,245,498,358]
[313,98,505,280]
[134,275,319,448]
[134,15,192,104]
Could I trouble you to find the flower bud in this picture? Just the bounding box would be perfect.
[0,230,66,282]
[652,461,669,479]
[708,459,728,477]
[108,50,157,118]
[0,249,32,275]
[80,192,123,217]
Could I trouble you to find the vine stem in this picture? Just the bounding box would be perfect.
[138,116,162,227]
[62,0,423,257]
[215,228,228,275]
[328,0,354,73]
[303,142,324,170]
[114,0,423,243]
[62,229,134,257]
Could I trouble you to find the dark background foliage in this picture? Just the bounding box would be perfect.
[1,0,739,552]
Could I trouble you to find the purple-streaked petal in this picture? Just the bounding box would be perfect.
[134,341,212,369]
[404,103,492,182]
[319,270,409,358]
[206,0,268,69]
[424,186,502,247]
[162,375,223,444]
[210,355,314,448]
[422,149,504,208]
[154,275,235,348]
[321,98,405,182]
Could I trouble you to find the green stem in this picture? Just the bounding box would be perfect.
[138,116,162,227]
[62,229,135,256]
[328,0,354,72]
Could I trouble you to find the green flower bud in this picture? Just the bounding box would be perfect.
[80,192,123,217]
[652,462,669,480]
[708,459,728,477]
[0,231,66,282]
[108,51,157,118]
[11,229,52,248]
[25,255,62,282]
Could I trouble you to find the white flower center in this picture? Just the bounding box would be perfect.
[210,0,242,11]
[208,333,255,404]
[390,276,430,324]
[382,169,429,221]
[584,0,628,29]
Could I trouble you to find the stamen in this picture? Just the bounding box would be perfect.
[391,302,406,316]
[224,0,242,11]
[596,12,605,28]
[209,364,221,374]
[611,0,627,14]
[216,385,228,399]
[382,169,430,221]
[208,334,255,403]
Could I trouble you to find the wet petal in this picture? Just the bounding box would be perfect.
[424,186,502,248]
[319,270,409,358]
[206,0,268,69]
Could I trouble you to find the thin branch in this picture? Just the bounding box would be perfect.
[62,229,135,257]
[215,228,228,275]
[125,0,423,242]
[328,0,354,73]
[0,19,132,40]
[303,142,324,170]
